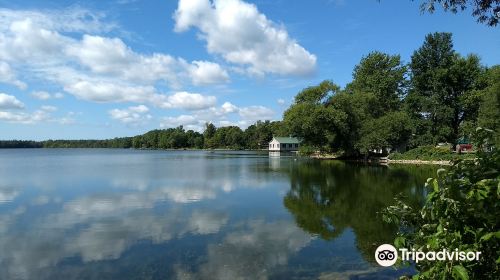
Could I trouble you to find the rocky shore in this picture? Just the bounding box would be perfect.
[387,159,451,165]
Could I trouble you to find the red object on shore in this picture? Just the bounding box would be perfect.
[457,144,473,152]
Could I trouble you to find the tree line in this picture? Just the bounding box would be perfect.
[1,32,498,156]
[0,120,286,150]
[283,32,499,156]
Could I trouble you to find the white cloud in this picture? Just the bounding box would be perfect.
[163,91,217,110]
[218,120,239,127]
[128,104,149,113]
[0,61,26,89]
[221,101,238,114]
[0,8,230,111]
[67,35,135,75]
[67,35,230,87]
[40,105,57,112]
[47,68,218,110]
[160,114,204,131]
[0,7,118,34]
[277,98,285,105]
[68,36,167,84]
[161,115,197,126]
[58,112,77,125]
[189,60,230,85]
[0,103,73,124]
[0,93,24,109]
[0,18,69,62]
[160,102,275,131]
[239,105,275,121]
[0,109,51,124]
[64,79,158,103]
[0,7,281,129]
[30,91,50,100]
[174,0,317,76]
[31,91,63,100]
[109,105,152,126]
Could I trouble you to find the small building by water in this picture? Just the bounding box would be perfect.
[456,137,473,153]
[268,137,301,152]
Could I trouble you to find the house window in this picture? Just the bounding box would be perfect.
[277,144,280,148]
[295,144,298,148]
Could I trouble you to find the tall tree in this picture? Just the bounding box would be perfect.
[203,122,217,148]
[294,80,339,104]
[477,66,500,145]
[346,51,408,115]
[356,111,413,154]
[327,91,375,155]
[407,32,485,145]
[284,81,346,149]
[284,102,346,148]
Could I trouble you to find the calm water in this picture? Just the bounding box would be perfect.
[0,149,437,280]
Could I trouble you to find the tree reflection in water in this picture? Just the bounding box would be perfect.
[281,160,435,263]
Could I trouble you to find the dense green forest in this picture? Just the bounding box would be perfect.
[1,32,499,155]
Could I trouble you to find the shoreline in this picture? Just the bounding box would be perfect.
[309,154,452,165]
[0,148,454,165]
[387,159,451,165]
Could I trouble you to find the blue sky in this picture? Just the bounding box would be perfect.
[0,0,498,140]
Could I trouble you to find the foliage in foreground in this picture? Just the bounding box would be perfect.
[415,0,500,26]
[383,128,500,279]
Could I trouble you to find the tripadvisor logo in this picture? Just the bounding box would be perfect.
[375,244,482,267]
[375,244,398,267]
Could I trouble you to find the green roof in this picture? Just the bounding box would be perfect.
[272,137,301,144]
[457,136,470,144]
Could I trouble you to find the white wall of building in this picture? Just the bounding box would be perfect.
[268,138,299,151]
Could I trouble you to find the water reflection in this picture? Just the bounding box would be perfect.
[282,160,429,263]
[174,220,311,280]
[1,206,229,279]
[0,149,436,279]
[0,186,19,204]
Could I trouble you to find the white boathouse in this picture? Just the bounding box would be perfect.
[268,137,301,152]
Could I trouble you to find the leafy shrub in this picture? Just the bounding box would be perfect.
[383,128,500,279]
[298,145,317,156]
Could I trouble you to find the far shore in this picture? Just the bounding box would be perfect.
[0,147,459,165]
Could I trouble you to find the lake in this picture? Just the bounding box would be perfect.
[0,149,437,280]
